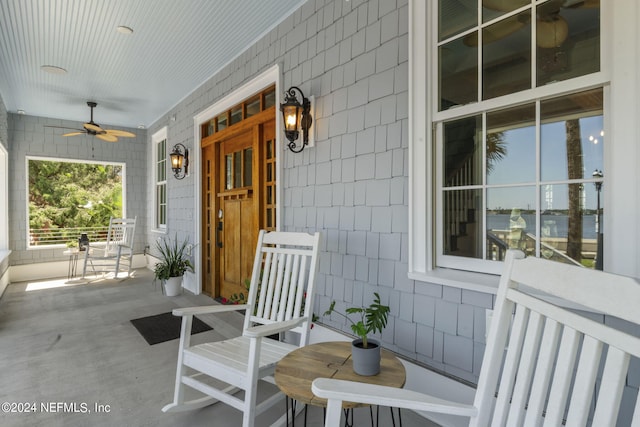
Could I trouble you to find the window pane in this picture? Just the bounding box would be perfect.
[225,154,233,190]
[246,97,260,118]
[482,11,532,100]
[264,88,276,109]
[243,148,252,187]
[439,0,476,41]
[217,114,227,131]
[230,106,242,125]
[443,189,482,258]
[439,38,478,110]
[537,0,600,86]
[486,104,536,184]
[486,186,535,260]
[444,116,482,187]
[234,152,242,188]
[540,183,602,268]
[540,89,603,181]
[483,0,530,23]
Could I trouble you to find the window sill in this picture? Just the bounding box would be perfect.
[409,268,500,295]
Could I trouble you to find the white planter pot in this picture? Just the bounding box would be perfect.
[163,276,183,297]
[351,338,381,376]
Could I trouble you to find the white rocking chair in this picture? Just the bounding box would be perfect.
[82,217,137,279]
[163,230,321,427]
[313,250,640,427]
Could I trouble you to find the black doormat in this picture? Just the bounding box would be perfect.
[130,312,213,345]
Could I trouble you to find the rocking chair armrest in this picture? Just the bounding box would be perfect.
[312,378,478,418]
[172,304,249,317]
[244,317,307,338]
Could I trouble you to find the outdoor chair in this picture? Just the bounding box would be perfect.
[82,216,136,279]
[313,250,640,427]
[162,230,321,427]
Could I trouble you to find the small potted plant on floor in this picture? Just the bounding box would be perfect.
[153,235,194,297]
[323,292,390,376]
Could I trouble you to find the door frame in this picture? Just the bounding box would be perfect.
[192,63,283,295]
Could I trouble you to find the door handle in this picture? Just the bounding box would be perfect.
[216,221,223,248]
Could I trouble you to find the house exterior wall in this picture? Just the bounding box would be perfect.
[145,0,495,386]
[6,113,148,265]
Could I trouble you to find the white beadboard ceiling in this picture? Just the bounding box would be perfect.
[0,0,307,128]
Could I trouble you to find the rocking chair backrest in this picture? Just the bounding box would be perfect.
[472,250,640,427]
[243,230,321,347]
[104,217,136,256]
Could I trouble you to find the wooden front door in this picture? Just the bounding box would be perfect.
[218,130,257,298]
[201,104,276,298]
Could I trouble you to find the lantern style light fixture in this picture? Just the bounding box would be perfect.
[280,86,313,153]
[169,143,189,179]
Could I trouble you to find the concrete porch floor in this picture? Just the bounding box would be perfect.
[0,268,438,427]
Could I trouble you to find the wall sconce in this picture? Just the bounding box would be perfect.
[169,143,189,179]
[280,86,313,153]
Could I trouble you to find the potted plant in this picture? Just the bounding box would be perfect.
[323,292,390,376]
[153,235,194,297]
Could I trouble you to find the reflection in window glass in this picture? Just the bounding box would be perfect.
[486,186,535,260]
[486,104,535,185]
[541,88,603,182]
[482,11,531,100]
[443,189,482,258]
[537,0,600,86]
[444,116,482,187]
[482,0,530,23]
[225,154,233,190]
[264,89,276,109]
[439,39,477,110]
[438,0,476,41]
[540,183,602,269]
[243,148,252,187]
[234,152,242,188]
[230,106,242,125]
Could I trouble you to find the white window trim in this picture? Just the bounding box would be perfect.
[151,126,168,233]
[408,0,640,288]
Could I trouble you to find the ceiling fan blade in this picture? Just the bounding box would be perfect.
[96,133,118,143]
[84,122,104,133]
[105,129,135,137]
[63,131,85,137]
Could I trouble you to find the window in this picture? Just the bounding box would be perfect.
[0,143,8,253]
[409,0,608,278]
[152,127,167,230]
[26,157,125,248]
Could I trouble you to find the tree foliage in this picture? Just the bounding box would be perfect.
[29,159,123,232]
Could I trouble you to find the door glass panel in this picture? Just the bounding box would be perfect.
[266,139,273,159]
[267,163,273,182]
[482,10,532,100]
[234,152,242,188]
[225,154,233,190]
[244,148,253,187]
[486,104,535,185]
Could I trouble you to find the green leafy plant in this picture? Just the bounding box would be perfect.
[323,292,390,348]
[153,235,194,282]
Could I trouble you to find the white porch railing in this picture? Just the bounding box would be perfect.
[29,226,110,247]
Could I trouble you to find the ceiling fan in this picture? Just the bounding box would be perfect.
[58,101,135,142]
[463,0,598,48]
